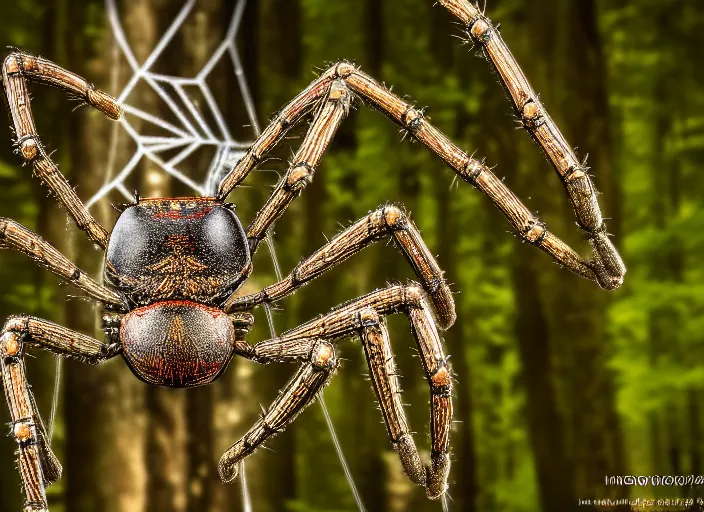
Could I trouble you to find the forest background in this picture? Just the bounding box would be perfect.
[0,0,700,511]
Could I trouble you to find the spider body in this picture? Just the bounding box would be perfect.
[104,197,252,387]
[0,1,627,509]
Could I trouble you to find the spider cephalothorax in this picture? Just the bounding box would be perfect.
[106,198,251,305]
[0,1,625,510]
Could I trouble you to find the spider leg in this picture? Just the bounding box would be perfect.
[218,340,337,483]
[0,218,125,308]
[0,316,120,511]
[219,63,624,289]
[216,72,334,198]
[245,79,352,252]
[341,65,623,289]
[2,51,122,250]
[227,284,452,499]
[225,204,455,329]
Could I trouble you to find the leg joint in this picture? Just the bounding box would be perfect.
[15,135,41,162]
[285,162,314,192]
[522,218,548,245]
[0,331,22,359]
[430,359,452,395]
[3,51,26,76]
[310,339,337,371]
[12,419,36,445]
[520,100,545,130]
[0,317,28,359]
[460,158,484,184]
[468,16,493,44]
[382,204,409,230]
[333,61,356,78]
[358,307,381,328]
[563,164,588,183]
[401,106,425,134]
[403,284,426,309]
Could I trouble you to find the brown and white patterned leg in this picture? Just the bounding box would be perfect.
[357,307,451,498]
[225,204,455,329]
[218,339,337,483]
[0,218,125,307]
[216,72,335,198]
[337,64,624,289]
[0,316,120,511]
[2,51,122,249]
[229,284,452,499]
[244,79,352,252]
[218,65,624,289]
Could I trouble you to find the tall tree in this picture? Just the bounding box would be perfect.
[63,1,149,510]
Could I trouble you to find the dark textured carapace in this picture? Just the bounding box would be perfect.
[105,197,252,387]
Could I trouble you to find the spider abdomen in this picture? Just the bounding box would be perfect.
[120,300,236,387]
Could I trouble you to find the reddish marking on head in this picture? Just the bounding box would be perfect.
[139,197,219,220]
[131,300,228,318]
[152,209,211,220]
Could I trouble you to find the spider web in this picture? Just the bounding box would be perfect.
[88,0,257,207]
[79,1,367,510]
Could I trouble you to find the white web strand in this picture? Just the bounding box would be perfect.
[90,0,257,207]
[88,1,366,511]
[319,394,367,511]
[47,356,61,443]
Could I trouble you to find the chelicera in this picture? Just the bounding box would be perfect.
[0,1,626,510]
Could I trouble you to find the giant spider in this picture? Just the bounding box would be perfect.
[0,0,625,510]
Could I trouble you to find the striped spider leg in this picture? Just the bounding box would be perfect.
[223,285,452,499]
[1,55,126,511]
[215,0,626,501]
[2,51,122,249]
[0,217,125,511]
[216,11,625,290]
[1,316,122,512]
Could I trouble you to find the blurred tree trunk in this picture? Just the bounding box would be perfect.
[555,0,626,501]
[505,0,625,508]
[63,1,148,511]
[646,4,690,500]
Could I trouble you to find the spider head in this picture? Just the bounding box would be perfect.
[105,197,251,306]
